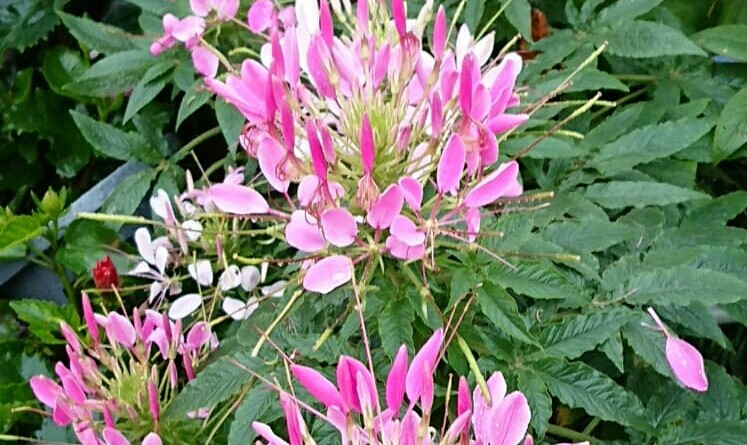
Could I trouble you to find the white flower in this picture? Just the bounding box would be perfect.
[188,260,213,287]
[222,296,259,320]
[129,227,179,304]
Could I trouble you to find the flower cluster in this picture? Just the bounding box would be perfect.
[153,0,528,296]
[29,293,216,444]
[254,330,587,445]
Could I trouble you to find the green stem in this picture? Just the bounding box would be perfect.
[456,335,491,404]
[170,127,221,163]
[583,417,601,435]
[614,74,658,82]
[546,424,596,443]
[252,289,303,357]
[477,0,514,40]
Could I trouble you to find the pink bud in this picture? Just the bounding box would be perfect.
[307,121,327,181]
[319,0,334,45]
[59,322,81,354]
[386,345,408,411]
[357,0,368,35]
[148,379,160,424]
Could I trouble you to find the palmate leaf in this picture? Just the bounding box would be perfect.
[530,357,650,431]
[64,50,156,97]
[71,111,161,163]
[595,0,666,24]
[602,20,706,58]
[516,371,551,437]
[487,262,589,304]
[378,298,415,358]
[682,191,747,228]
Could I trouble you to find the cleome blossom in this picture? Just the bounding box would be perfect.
[253,329,587,445]
[153,0,528,296]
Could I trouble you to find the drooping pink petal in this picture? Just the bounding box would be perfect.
[391,0,406,37]
[464,161,521,208]
[142,433,163,445]
[258,137,290,193]
[247,0,275,33]
[103,427,131,445]
[30,375,62,408]
[172,16,205,42]
[390,215,425,246]
[280,393,303,445]
[488,114,529,134]
[321,208,358,247]
[432,6,446,59]
[192,46,219,78]
[107,312,136,347]
[303,255,352,294]
[486,391,531,445]
[81,292,100,347]
[286,210,325,252]
[473,372,508,438]
[386,345,408,412]
[437,134,466,195]
[186,321,212,351]
[209,183,270,215]
[360,114,375,175]
[368,184,404,229]
[398,177,423,212]
[405,329,443,403]
[666,337,708,392]
[168,294,202,320]
[386,236,425,260]
[291,364,345,409]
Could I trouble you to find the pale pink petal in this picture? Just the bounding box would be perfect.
[488,114,529,134]
[474,32,495,67]
[356,0,368,33]
[30,375,62,408]
[487,391,531,445]
[215,0,239,20]
[405,329,443,403]
[241,266,261,291]
[168,294,202,320]
[286,210,325,252]
[192,46,219,78]
[103,427,131,445]
[321,208,358,247]
[247,0,275,33]
[209,183,270,215]
[291,364,345,409]
[222,296,259,320]
[666,337,708,392]
[386,345,408,411]
[457,376,471,416]
[368,184,404,229]
[390,215,425,246]
[108,312,136,347]
[431,93,443,135]
[445,410,472,442]
[464,161,521,208]
[219,265,242,290]
[154,246,168,275]
[172,16,205,42]
[386,236,425,260]
[295,0,319,34]
[135,227,155,264]
[473,372,508,437]
[437,134,466,195]
[253,422,290,445]
[398,176,423,212]
[142,433,163,445]
[303,255,352,294]
[258,137,290,193]
[190,0,210,16]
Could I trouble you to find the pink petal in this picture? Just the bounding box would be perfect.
[258,137,290,193]
[437,134,466,195]
[209,183,270,214]
[52,402,71,426]
[286,210,325,252]
[431,93,444,135]
[280,393,303,445]
[488,114,529,134]
[405,329,443,403]
[190,0,210,16]
[81,293,100,347]
[666,337,708,392]
[360,114,375,175]
[464,161,521,208]
[465,207,481,242]
[432,6,446,58]
[337,356,378,414]
[172,16,205,42]
[186,321,211,351]
[391,0,406,36]
[30,375,62,408]
[487,391,531,445]
[291,364,345,409]
[247,0,275,33]
[386,345,408,411]
[357,0,368,34]
[142,433,162,445]
[303,255,352,294]
[168,294,202,320]
[215,0,239,20]
[321,208,358,247]
[386,236,425,260]
[108,312,136,347]
[192,46,219,78]
[319,0,333,45]
[253,422,290,445]
[368,184,404,229]
[473,372,508,437]
[490,53,523,114]
[420,360,434,413]
[523,435,534,445]
[459,54,475,116]
[307,121,327,180]
[457,376,471,416]
[103,427,131,445]
[390,215,425,246]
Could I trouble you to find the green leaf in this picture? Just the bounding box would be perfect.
[536,307,633,359]
[624,267,747,305]
[656,304,730,350]
[713,86,747,162]
[122,62,172,123]
[503,0,531,41]
[544,220,638,253]
[530,357,649,430]
[694,362,744,422]
[71,111,160,163]
[596,0,666,24]
[176,85,212,129]
[623,315,670,378]
[65,50,156,97]
[228,388,274,445]
[502,136,584,159]
[0,0,58,52]
[585,181,709,209]
[488,262,589,303]
[477,282,539,347]
[9,300,79,345]
[599,333,624,373]
[378,299,415,357]
[56,220,119,275]
[40,47,87,96]
[590,118,714,174]
[101,168,158,216]
[683,191,747,228]
[517,371,551,437]
[0,214,42,253]
[464,0,485,34]
[57,12,136,55]
[667,422,747,445]
[167,352,262,418]
[216,99,245,149]
[603,21,706,58]
[692,25,747,62]
[583,103,644,149]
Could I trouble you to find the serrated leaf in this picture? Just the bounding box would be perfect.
[694,362,744,422]
[591,118,713,174]
[123,62,172,123]
[517,371,551,437]
[65,50,155,97]
[477,282,539,347]
[585,181,709,209]
[9,300,80,345]
[683,191,747,228]
[603,21,706,58]
[623,314,672,378]
[101,168,157,216]
[596,0,666,24]
[544,220,638,253]
[58,12,136,55]
[378,299,415,357]
[656,304,730,350]
[216,99,245,149]
[228,388,274,445]
[536,308,633,359]
[583,103,644,149]
[488,262,588,303]
[502,136,584,159]
[0,0,58,51]
[713,86,747,162]
[167,352,262,418]
[530,357,650,430]
[600,333,624,373]
[692,24,747,62]
[667,422,747,445]
[624,267,747,305]
[71,111,160,163]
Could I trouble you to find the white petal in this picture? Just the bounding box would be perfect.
[222,296,259,320]
[261,280,287,298]
[455,24,471,68]
[150,189,173,222]
[295,0,319,34]
[260,261,269,283]
[182,220,203,242]
[219,265,242,291]
[135,227,155,264]
[154,246,169,276]
[128,261,152,276]
[240,266,261,291]
[474,32,495,67]
[182,202,198,218]
[149,281,163,304]
[188,260,213,287]
[168,294,202,320]
[260,43,272,69]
